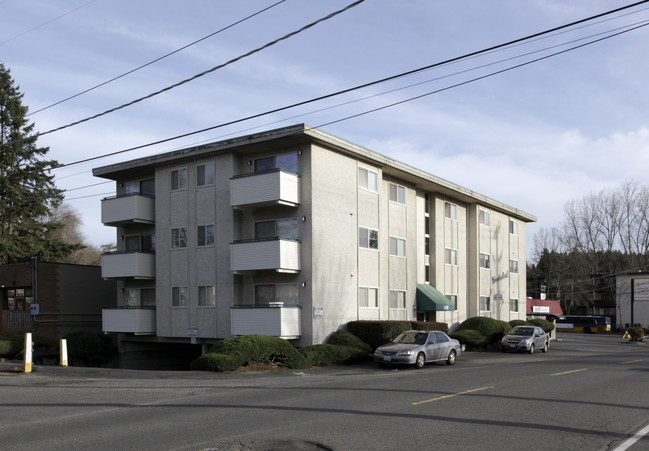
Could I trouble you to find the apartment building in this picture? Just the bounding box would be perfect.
[94,124,536,353]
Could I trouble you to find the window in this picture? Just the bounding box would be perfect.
[509,220,519,235]
[359,227,379,250]
[142,234,156,252]
[254,284,298,305]
[124,181,139,194]
[445,202,458,220]
[172,286,188,307]
[171,227,188,249]
[359,287,378,308]
[479,208,491,227]
[510,298,519,312]
[127,288,156,307]
[389,184,406,204]
[171,168,187,190]
[254,153,298,173]
[197,225,215,247]
[445,248,458,266]
[480,296,490,312]
[389,236,406,257]
[358,167,378,192]
[480,253,491,269]
[255,218,298,240]
[141,288,156,306]
[389,290,406,309]
[445,294,458,309]
[125,235,140,252]
[198,286,216,307]
[197,163,214,186]
[510,259,519,274]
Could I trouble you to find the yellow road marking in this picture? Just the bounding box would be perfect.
[621,359,643,364]
[412,386,494,406]
[552,368,588,376]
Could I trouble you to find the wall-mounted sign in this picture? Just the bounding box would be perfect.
[313,306,324,318]
[187,327,198,337]
[492,271,510,284]
[532,306,550,313]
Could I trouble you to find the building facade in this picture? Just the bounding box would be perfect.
[616,272,649,329]
[94,125,536,351]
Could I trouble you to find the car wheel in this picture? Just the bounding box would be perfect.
[542,341,549,353]
[446,350,456,365]
[415,352,425,369]
[528,344,535,354]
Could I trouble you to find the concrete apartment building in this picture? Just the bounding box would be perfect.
[94,124,536,355]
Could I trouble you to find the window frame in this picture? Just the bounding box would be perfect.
[197,224,215,247]
[479,295,491,312]
[445,202,458,221]
[445,294,458,309]
[509,219,519,235]
[358,167,378,193]
[171,227,188,249]
[198,285,216,307]
[479,252,491,269]
[445,248,458,266]
[359,226,379,250]
[479,208,491,227]
[359,286,379,308]
[510,259,519,274]
[170,168,187,191]
[172,286,188,308]
[389,290,406,309]
[510,298,519,312]
[389,183,406,205]
[389,236,406,257]
[197,163,215,187]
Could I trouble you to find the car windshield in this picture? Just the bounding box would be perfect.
[393,332,428,345]
[511,327,533,336]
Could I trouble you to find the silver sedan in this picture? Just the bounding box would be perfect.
[501,326,549,353]
[373,330,462,369]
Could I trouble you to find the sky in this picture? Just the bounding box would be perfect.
[1,0,649,260]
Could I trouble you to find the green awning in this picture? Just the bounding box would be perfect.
[416,284,456,311]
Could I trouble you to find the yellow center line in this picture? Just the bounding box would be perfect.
[412,386,494,406]
[552,368,588,376]
[622,359,643,364]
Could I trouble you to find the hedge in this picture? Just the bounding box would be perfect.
[346,320,448,351]
[527,318,555,333]
[450,317,512,350]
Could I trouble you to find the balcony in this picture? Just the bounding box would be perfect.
[231,238,300,274]
[102,307,156,335]
[231,304,301,339]
[101,251,155,279]
[230,169,299,209]
[101,194,155,226]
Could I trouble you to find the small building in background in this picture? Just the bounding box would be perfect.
[616,271,649,330]
[526,298,563,340]
[0,260,117,339]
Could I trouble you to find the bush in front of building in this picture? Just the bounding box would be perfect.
[346,320,448,351]
[508,319,533,329]
[191,335,311,372]
[0,331,58,359]
[300,329,372,366]
[527,318,555,333]
[450,317,511,350]
[0,339,11,357]
[625,327,646,342]
[64,332,117,367]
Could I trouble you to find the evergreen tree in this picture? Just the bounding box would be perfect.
[0,63,80,264]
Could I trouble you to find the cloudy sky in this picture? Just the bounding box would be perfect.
[2,0,648,258]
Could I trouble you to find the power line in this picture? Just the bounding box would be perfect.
[34,0,366,137]
[0,0,99,45]
[27,0,287,116]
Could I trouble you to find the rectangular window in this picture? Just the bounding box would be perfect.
[198,286,216,307]
[171,168,187,190]
[197,225,215,247]
[509,220,519,235]
[172,286,188,307]
[445,248,458,266]
[389,184,406,204]
[171,227,188,249]
[445,202,458,220]
[479,208,491,227]
[141,288,156,306]
[510,298,519,312]
[389,236,406,257]
[255,218,298,240]
[445,294,458,309]
[125,235,140,252]
[480,296,490,312]
[197,163,215,186]
[254,153,298,173]
[359,227,379,250]
[479,253,491,269]
[359,286,378,308]
[510,259,519,274]
[254,284,298,305]
[389,290,406,309]
[358,167,378,192]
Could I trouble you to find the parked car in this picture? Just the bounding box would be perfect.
[373,330,462,369]
[501,326,549,354]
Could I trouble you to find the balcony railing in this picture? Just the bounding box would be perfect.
[230,238,300,273]
[102,306,156,335]
[231,304,301,339]
[101,193,155,226]
[230,169,299,209]
[101,251,155,279]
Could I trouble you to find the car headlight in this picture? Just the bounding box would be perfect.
[521,339,531,346]
[398,350,415,356]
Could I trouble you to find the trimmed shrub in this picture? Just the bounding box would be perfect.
[450,329,487,348]
[0,331,59,358]
[346,320,448,351]
[509,319,532,328]
[190,353,241,372]
[0,340,11,356]
[456,317,510,341]
[528,318,555,333]
[300,344,367,367]
[626,327,645,343]
[327,329,371,354]
[64,332,117,367]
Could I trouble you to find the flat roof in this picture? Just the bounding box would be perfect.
[93,124,536,222]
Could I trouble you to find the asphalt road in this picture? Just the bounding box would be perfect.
[1,333,648,451]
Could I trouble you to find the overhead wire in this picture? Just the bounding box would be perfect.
[27,0,287,116]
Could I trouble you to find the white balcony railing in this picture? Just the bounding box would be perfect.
[101,251,155,279]
[101,194,155,226]
[230,169,299,209]
[230,238,300,273]
[231,304,301,339]
[102,307,156,335]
